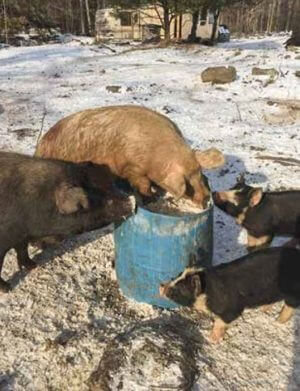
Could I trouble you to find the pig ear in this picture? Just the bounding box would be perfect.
[249,188,263,207]
[164,171,186,200]
[191,274,202,297]
[55,182,90,215]
[194,148,225,170]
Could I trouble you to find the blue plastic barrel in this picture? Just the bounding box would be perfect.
[114,203,213,309]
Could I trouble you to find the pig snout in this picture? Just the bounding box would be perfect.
[191,178,211,209]
[193,194,210,209]
[212,192,221,204]
[212,191,227,205]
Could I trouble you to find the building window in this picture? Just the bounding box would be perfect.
[120,12,132,26]
[208,13,215,25]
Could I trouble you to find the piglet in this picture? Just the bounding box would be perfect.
[213,175,300,251]
[0,152,134,292]
[160,247,300,343]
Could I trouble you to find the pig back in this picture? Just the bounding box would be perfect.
[35,105,194,178]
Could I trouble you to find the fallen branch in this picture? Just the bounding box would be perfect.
[256,155,300,167]
[36,105,47,148]
[98,43,117,53]
[266,99,300,110]
[234,101,242,121]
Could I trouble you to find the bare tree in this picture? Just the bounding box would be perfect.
[2,0,8,44]
[220,0,296,35]
[289,0,300,45]
[85,0,92,34]
[79,0,86,34]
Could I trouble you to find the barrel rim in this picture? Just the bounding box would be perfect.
[139,199,214,220]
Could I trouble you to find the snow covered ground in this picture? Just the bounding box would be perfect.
[0,35,299,390]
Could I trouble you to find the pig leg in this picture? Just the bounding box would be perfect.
[247,233,273,252]
[0,279,10,293]
[122,165,152,197]
[33,235,64,250]
[277,303,294,324]
[0,250,10,293]
[15,242,37,271]
[261,303,274,313]
[283,238,300,248]
[194,294,211,315]
[209,317,229,343]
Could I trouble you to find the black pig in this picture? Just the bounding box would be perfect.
[213,176,300,251]
[160,247,300,343]
[0,152,133,292]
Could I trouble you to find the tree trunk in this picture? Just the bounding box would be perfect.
[270,0,277,32]
[85,0,92,35]
[69,0,74,33]
[290,0,300,45]
[277,0,288,31]
[174,16,177,39]
[189,9,200,42]
[178,12,182,39]
[2,0,8,44]
[79,0,85,35]
[210,10,220,43]
[267,2,272,32]
[287,0,296,31]
[163,4,170,41]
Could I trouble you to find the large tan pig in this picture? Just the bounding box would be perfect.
[36,105,225,209]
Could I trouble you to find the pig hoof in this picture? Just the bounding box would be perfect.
[277,305,294,324]
[209,327,225,344]
[277,315,290,324]
[247,246,258,253]
[0,280,11,293]
[209,331,223,344]
[24,260,37,271]
[25,262,37,271]
[261,304,273,313]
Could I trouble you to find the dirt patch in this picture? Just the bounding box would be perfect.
[89,317,203,391]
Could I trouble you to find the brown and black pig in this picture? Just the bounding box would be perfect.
[213,175,300,251]
[0,151,134,292]
[35,105,225,209]
[160,247,300,343]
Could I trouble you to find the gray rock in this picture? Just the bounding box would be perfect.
[201,66,237,84]
[296,71,300,78]
[89,318,203,391]
[251,67,279,77]
[106,85,122,93]
[252,67,279,87]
